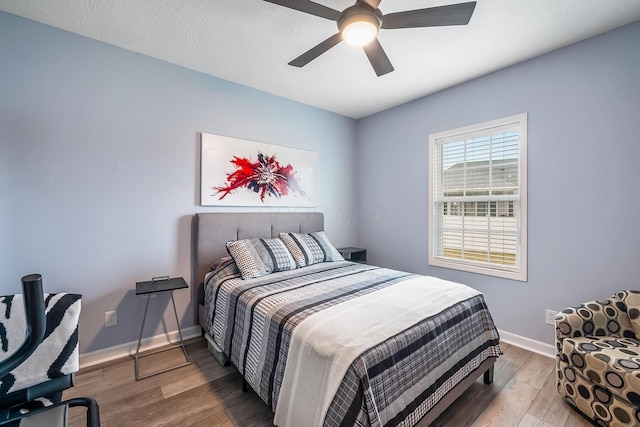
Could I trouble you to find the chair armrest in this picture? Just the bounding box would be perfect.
[555,296,635,348]
[0,396,100,427]
[0,374,74,410]
[68,397,101,427]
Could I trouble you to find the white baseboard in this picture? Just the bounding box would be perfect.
[79,326,202,369]
[78,326,554,369]
[498,329,555,359]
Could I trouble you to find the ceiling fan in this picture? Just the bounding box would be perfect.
[264,0,477,76]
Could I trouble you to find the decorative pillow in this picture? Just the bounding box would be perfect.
[279,231,344,267]
[255,238,298,273]
[208,257,241,285]
[226,238,297,279]
[226,240,264,279]
[212,256,232,271]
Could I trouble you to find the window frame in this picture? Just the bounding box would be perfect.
[428,113,528,281]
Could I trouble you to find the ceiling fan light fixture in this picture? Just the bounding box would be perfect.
[342,17,378,46]
[338,8,381,47]
[271,0,476,77]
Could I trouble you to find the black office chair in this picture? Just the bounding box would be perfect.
[0,274,99,426]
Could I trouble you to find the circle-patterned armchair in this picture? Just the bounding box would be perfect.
[555,291,640,426]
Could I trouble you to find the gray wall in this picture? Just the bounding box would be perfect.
[354,20,640,346]
[0,12,358,353]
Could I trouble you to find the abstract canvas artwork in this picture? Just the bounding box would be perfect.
[200,133,317,207]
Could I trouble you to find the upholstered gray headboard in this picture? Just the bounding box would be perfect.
[193,212,324,326]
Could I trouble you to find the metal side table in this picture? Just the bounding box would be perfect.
[134,276,190,380]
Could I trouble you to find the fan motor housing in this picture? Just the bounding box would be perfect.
[337,5,383,33]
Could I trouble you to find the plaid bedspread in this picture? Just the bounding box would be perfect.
[204,260,501,427]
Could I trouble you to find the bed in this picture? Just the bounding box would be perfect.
[193,212,501,426]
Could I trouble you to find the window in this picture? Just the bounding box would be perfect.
[428,114,527,281]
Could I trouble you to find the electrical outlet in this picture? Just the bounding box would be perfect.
[105,310,117,327]
[545,309,557,326]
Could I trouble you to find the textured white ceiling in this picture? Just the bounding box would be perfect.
[1,0,639,118]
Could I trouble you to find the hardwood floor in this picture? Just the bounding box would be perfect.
[64,339,593,427]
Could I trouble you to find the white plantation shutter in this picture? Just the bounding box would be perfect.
[428,114,527,281]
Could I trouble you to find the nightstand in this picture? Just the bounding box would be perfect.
[338,247,367,263]
[134,276,190,380]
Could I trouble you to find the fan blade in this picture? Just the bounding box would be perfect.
[382,1,476,29]
[289,33,343,67]
[263,0,341,21]
[363,38,394,76]
[358,0,381,9]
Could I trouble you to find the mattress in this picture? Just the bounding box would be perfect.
[204,259,501,427]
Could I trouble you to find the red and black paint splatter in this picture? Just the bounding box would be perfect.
[213,152,306,202]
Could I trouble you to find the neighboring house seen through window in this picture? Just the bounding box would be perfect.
[428,114,527,281]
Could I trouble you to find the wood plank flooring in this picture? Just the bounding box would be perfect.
[64,339,594,427]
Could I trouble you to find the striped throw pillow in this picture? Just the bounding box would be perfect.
[279,231,344,267]
[226,238,297,279]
